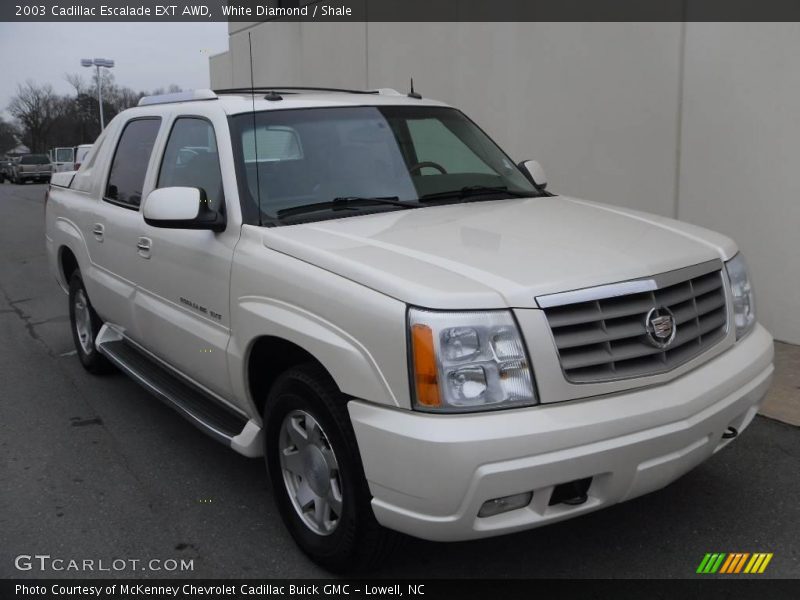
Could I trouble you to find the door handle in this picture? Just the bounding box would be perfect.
[136,237,152,259]
[92,223,104,242]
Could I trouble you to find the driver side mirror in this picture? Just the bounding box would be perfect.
[143,187,225,232]
[519,160,547,190]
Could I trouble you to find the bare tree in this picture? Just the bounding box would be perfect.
[150,84,184,96]
[9,77,186,152]
[7,81,63,152]
[65,73,87,96]
[117,86,146,110]
[0,118,19,154]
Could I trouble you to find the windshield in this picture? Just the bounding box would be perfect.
[21,155,50,165]
[229,106,539,224]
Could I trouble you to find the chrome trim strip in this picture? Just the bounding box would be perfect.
[535,259,723,308]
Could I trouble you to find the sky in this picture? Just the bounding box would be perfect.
[0,22,229,120]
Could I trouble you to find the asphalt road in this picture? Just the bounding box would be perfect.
[0,181,798,579]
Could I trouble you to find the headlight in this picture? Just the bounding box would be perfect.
[408,308,536,412]
[725,253,756,340]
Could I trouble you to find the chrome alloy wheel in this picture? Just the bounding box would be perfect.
[73,288,94,355]
[279,409,343,535]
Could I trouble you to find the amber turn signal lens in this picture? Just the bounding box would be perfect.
[411,323,441,407]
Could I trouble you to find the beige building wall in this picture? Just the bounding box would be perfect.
[209,22,800,344]
[678,23,800,343]
[365,23,683,217]
[208,50,233,90]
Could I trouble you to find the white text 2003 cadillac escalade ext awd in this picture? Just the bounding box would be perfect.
[45,87,773,571]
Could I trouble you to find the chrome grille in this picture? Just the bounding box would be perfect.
[541,264,728,383]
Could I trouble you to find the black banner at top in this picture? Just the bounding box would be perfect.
[5,0,800,22]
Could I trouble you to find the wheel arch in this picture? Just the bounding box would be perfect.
[59,245,79,285]
[247,336,330,417]
[50,213,93,295]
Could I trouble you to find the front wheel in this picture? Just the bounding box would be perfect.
[264,364,397,572]
[68,271,114,374]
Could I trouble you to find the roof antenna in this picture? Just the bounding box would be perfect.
[408,77,422,99]
[248,32,263,227]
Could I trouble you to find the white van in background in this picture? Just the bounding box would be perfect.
[51,147,75,172]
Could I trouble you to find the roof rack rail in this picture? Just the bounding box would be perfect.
[371,88,403,96]
[138,89,218,107]
[213,86,380,95]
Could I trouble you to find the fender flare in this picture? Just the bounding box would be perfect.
[230,296,401,418]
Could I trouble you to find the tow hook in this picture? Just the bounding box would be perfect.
[722,426,738,440]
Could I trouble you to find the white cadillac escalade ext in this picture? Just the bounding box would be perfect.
[45,88,773,571]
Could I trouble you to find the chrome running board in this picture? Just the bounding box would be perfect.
[95,325,262,455]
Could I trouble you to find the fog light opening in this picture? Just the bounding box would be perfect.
[549,477,592,507]
[478,492,533,518]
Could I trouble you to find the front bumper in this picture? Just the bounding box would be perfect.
[348,324,773,541]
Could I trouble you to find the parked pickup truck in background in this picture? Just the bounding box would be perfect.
[44,88,773,572]
[12,154,52,183]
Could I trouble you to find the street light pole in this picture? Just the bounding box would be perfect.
[95,64,103,129]
[81,58,115,130]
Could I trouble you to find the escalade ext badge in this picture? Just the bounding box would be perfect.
[645,306,677,349]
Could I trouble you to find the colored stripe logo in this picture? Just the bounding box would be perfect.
[696,552,773,574]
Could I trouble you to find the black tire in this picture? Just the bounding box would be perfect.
[263,364,398,573]
[68,271,114,374]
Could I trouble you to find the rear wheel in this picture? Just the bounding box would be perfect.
[68,271,114,374]
[264,364,397,572]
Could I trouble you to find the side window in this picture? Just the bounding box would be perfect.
[105,118,162,208]
[158,118,224,211]
[407,118,495,175]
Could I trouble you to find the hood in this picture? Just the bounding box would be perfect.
[261,196,737,309]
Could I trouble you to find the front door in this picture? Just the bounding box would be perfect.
[134,115,237,400]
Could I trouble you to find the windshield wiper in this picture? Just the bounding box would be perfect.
[276,196,419,219]
[419,185,533,202]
